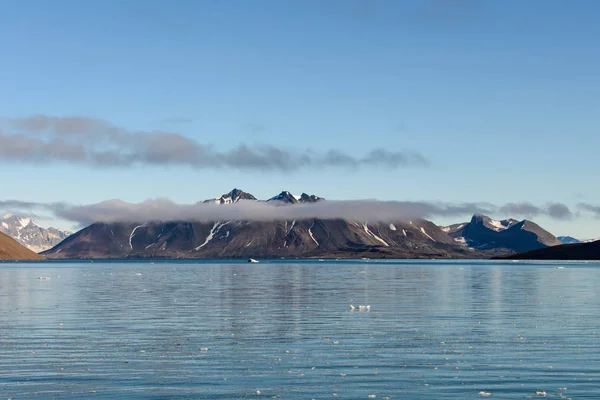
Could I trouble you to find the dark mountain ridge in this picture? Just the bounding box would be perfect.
[497,239,600,260]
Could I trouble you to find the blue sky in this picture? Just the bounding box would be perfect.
[1,0,599,237]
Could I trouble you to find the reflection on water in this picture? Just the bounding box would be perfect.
[1,260,599,399]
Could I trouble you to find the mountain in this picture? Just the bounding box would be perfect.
[299,193,322,203]
[202,188,257,204]
[442,215,562,255]
[0,213,71,253]
[267,191,323,205]
[0,231,45,260]
[42,189,477,259]
[498,239,600,260]
[557,236,581,245]
[268,191,300,204]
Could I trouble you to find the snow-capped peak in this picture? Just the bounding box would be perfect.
[205,188,257,204]
[268,191,299,204]
[19,217,32,228]
[0,214,71,253]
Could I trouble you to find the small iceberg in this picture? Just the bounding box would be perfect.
[248,258,259,263]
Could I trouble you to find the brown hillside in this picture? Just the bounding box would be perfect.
[0,231,45,260]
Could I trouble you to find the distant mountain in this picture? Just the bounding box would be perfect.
[0,231,44,260]
[202,188,257,204]
[267,191,324,205]
[443,215,562,255]
[557,236,581,245]
[0,213,71,253]
[268,191,300,204]
[498,240,600,260]
[42,189,477,260]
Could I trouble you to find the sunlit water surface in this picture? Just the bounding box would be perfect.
[1,259,599,399]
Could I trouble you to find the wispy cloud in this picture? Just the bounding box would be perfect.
[0,115,429,171]
[578,203,600,218]
[499,202,574,220]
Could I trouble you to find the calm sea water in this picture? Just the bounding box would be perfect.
[0,259,599,399]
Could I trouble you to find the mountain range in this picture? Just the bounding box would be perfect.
[38,188,568,260]
[0,213,71,253]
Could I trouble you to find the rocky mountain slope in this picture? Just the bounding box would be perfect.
[443,215,562,255]
[0,213,71,253]
[43,189,477,259]
[498,239,600,260]
[0,231,45,260]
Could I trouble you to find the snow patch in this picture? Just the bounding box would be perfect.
[419,227,436,242]
[195,221,227,250]
[308,222,319,246]
[389,223,397,231]
[363,223,389,247]
[287,220,296,235]
[1,213,13,219]
[1,222,7,229]
[129,224,146,250]
[441,226,450,233]
[284,220,296,247]
[19,218,31,228]
[488,219,506,231]
[402,229,407,237]
[454,237,467,245]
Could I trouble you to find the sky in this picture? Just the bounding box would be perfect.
[0,0,599,237]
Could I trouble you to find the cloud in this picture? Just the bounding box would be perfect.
[49,199,497,227]
[0,194,574,228]
[0,115,429,171]
[578,203,600,218]
[499,202,574,220]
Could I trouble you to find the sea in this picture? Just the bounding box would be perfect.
[0,259,599,399]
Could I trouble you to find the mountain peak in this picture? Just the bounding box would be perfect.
[2,213,14,219]
[299,193,323,203]
[268,191,298,204]
[205,188,257,204]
